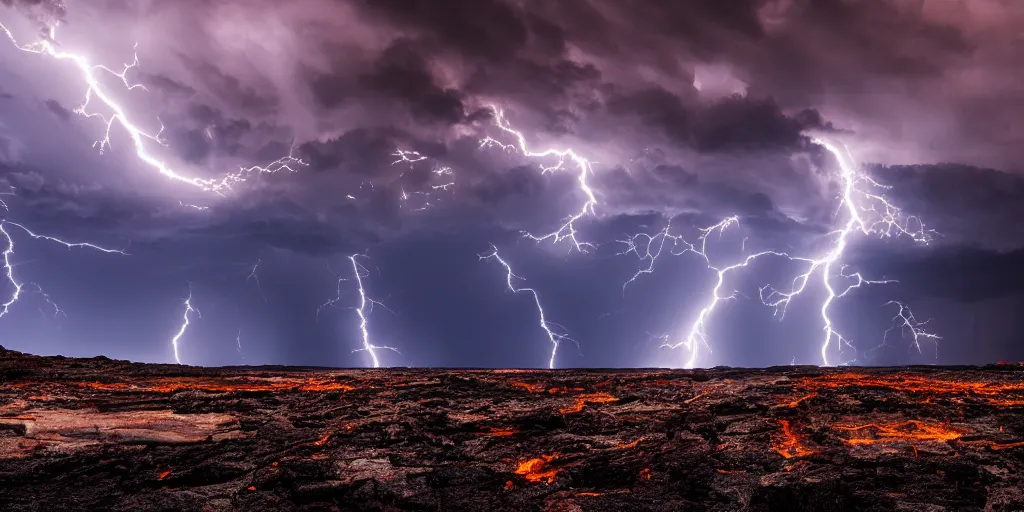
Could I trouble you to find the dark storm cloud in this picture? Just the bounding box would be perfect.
[3,0,1024,367]
[867,246,1024,303]
[42,99,69,121]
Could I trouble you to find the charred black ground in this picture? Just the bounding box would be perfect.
[1,345,1023,511]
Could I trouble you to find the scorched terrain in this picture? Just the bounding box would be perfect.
[1,346,1024,511]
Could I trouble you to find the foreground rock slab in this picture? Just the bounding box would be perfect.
[1,346,1023,511]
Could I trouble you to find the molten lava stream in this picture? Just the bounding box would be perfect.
[772,420,816,459]
[515,453,561,484]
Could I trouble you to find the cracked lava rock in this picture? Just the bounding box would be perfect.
[2,346,1024,511]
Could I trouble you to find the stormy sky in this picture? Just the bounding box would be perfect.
[1,0,1023,368]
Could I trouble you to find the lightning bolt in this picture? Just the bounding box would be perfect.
[880,300,941,358]
[235,327,244,361]
[479,107,598,252]
[0,220,126,319]
[317,256,399,367]
[316,261,348,321]
[480,245,574,369]
[347,255,399,368]
[758,138,932,366]
[621,216,805,368]
[621,138,933,368]
[179,201,210,211]
[1,19,306,194]
[246,257,266,303]
[391,150,456,211]
[169,283,199,365]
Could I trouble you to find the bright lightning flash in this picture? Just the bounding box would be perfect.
[479,107,598,252]
[0,19,306,195]
[480,245,575,369]
[620,217,805,368]
[0,221,126,319]
[317,256,400,367]
[169,284,199,365]
[621,139,935,368]
[758,138,934,366]
[347,255,399,368]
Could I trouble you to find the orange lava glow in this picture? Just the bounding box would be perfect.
[511,382,547,393]
[53,377,357,394]
[158,470,172,480]
[481,427,520,437]
[312,433,331,446]
[797,373,1024,405]
[833,420,965,446]
[575,492,603,497]
[559,393,619,414]
[515,453,561,484]
[986,441,1024,450]
[781,393,818,408]
[639,468,652,480]
[772,420,816,459]
[614,437,644,450]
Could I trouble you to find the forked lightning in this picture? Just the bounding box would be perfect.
[1,19,306,194]
[480,107,598,252]
[481,245,574,369]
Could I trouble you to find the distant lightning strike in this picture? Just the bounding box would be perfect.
[0,221,126,319]
[347,255,399,368]
[759,138,933,366]
[621,217,806,368]
[481,245,574,369]
[246,258,267,303]
[391,150,455,211]
[316,256,399,367]
[480,107,598,252]
[170,284,199,365]
[0,20,306,195]
[621,139,934,368]
[882,300,941,358]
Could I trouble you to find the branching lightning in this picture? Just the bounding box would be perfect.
[620,217,806,368]
[391,150,456,211]
[1,10,944,369]
[169,283,199,365]
[0,220,126,319]
[1,19,306,195]
[479,107,598,252]
[480,245,575,369]
[758,138,933,366]
[246,257,267,303]
[621,138,935,368]
[881,300,941,358]
[316,256,399,367]
[347,255,399,368]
